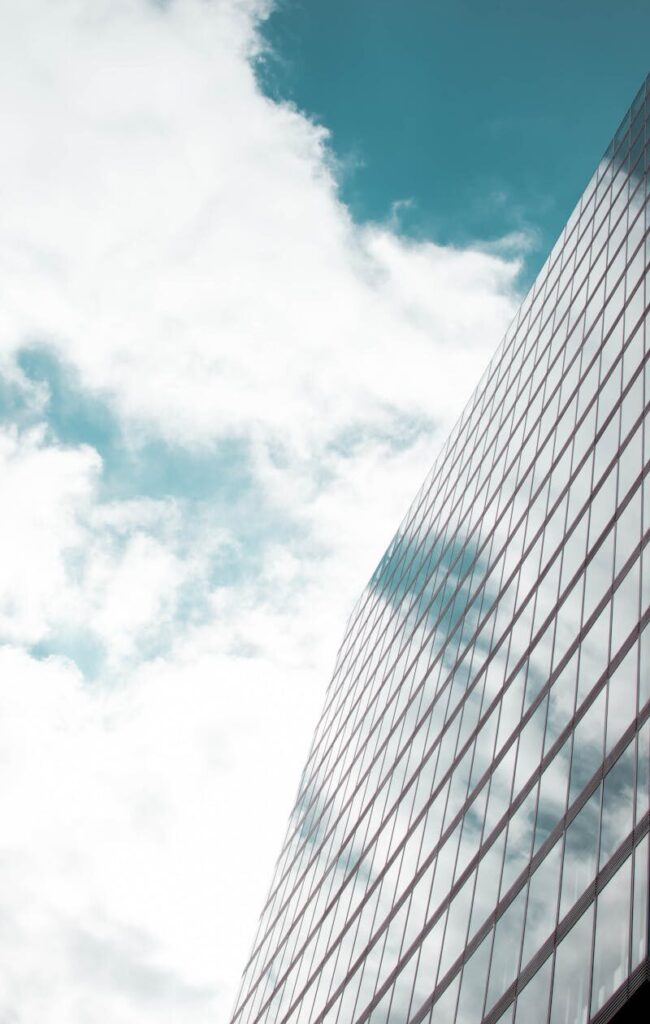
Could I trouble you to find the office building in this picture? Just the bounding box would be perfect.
[230,74,650,1024]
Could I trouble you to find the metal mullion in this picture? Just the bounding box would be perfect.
[315,631,648,1024]
[312,267,600,774]
[252,333,650,991]
[245,276,650,1003]
[515,419,577,993]
[233,117,650,1024]
[346,533,650,1024]
[262,671,423,1007]
[484,824,648,1024]
[388,96,646,1024]
[284,387,646,978]
[337,260,642,786]
[323,277,575,722]
[412,752,650,1024]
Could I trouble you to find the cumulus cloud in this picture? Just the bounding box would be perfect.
[0,0,517,449]
[0,425,100,645]
[0,0,523,1021]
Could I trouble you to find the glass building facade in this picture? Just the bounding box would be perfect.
[230,76,650,1024]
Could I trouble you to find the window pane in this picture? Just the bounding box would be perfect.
[568,689,606,803]
[492,1004,514,1024]
[605,644,638,755]
[631,834,648,970]
[438,871,475,978]
[521,839,562,967]
[636,719,649,823]
[455,933,491,1024]
[485,887,527,1012]
[500,787,537,896]
[549,904,594,1024]
[560,788,601,918]
[590,854,633,1015]
[469,830,506,939]
[534,737,571,852]
[514,955,553,1024]
[423,971,459,1024]
[603,733,635,863]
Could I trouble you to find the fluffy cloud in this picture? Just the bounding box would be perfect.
[0,425,100,644]
[0,0,516,448]
[0,0,523,1021]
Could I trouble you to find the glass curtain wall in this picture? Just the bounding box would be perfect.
[230,73,650,1024]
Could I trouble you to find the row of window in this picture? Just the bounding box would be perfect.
[237,276,650,1024]
[242,278,650,1015]
[296,170,650,853]
[240,360,650,1024]
[231,78,650,1024]
[325,96,650,732]
[262,653,648,1024]
[276,266,646,958]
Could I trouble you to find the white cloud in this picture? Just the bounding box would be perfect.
[0,642,322,1023]
[0,0,517,449]
[0,425,99,644]
[0,423,202,667]
[0,0,524,1021]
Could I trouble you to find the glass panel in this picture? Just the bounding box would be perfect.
[484,744,517,837]
[485,887,527,1013]
[549,904,594,1024]
[543,653,578,755]
[560,787,601,918]
[413,913,445,1006]
[500,787,537,896]
[372,954,413,1023]
[639,620,650,709]
[423,971,460,1024]
[590,854,633,1015]
[455,933,491,1024]
[493,1004,515,1024]
[521,839,562,967]
[438,871,475,978]
[496,670,526,754]
[577,604,610,706]
[631,834,648,970]
[610,561,640,656]
[514,955,553,1024]
[635,718,649,823]
[469,830,506,939]
[534,737,571,853]
[599,738,635,868]
[365,981,393,1023]
[605,644,638,755]
[568,689,606,802]
[513,699,547,794]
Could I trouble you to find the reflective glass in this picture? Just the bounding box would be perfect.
[599,738,635,867]
[590,855,632,1015]
[514,956,552,1024]
[456,933,491,1024]
[521,839,562,967]
[485,887,527,1012]
[230,78,650,1024]
[559,789,601,919]
[549,905,594,1024]
[631,834,648,970]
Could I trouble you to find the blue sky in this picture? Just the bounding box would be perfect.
[0,2,645,1022]
[259,0,650,278]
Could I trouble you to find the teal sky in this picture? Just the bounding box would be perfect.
[258,0,650,279]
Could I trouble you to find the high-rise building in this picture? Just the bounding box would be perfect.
[230,76,650,1024]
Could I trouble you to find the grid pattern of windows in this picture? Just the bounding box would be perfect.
[229,75,650,1024]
